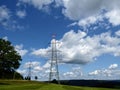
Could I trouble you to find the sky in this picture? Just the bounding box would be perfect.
[1,0,120,81]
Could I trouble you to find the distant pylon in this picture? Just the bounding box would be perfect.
[27,61,32,80]
[49,36,60,84]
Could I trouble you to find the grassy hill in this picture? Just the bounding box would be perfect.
[0,80,119,90]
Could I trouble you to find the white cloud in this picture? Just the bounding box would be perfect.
[17,69,26,75]
[102,0,120,10]
[18,61,120,80]
[1,38,27,57]
[62,0,120,20]
[60,30,120,64]
[115,30,120,37]
[32,30,120,64]
[1,38,28,56]
[24,61,40,68]
[2,36,8,41]
[0,5,10,21]
[18,61,43,80]
[15,44,28,56]
[19,0,53,10]
[18,61,51,80]
[43,61,50,68]
[63,66,83,79]
[16,10,26,18]
[60,0,120,27]
[34,66,42,71]
[72,66,83,77]
[18,0,120,27]
[105,9,120,26]
[89,64,120,79]
[109,64,118,69]
[0,5,24,30]
[63,72,74,76]
[89,70,101,76]
[74,9,120,28]
[31,47,51,58]
[67,22,77,27]
[0,5,11,26]
[24,61,43,74]
[78,15,103,28]
[18,0,120,22]
[54,0,63,7]
[62,0,102,20]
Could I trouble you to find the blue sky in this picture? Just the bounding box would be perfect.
[1,0,120,80]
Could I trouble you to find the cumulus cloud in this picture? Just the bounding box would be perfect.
[115,30,120,37]
[105,9,120,26]
[54,0,63,7]
[62,0,102,20]
[15,44,28,56]
[62,0,120,19]
[1,37,28,56]
[17,0,120,27]
[16,10,26,18]
[78,12,120,29]
[67,22,77,27]
[24,61,40,68]
[61,0,120,27]
[17,62,37,78]
[17,69,26,75]
[24,61,43,71]
[89,70,101,76]
[32,30,120,64]
[78,15,103,28]
[31,47,51,59]
[109,64,118,69]
[0,5,24,30]
[17,61,51,80]
[43,61,51,68]
[19,0,53,10]
[0,5,10,20]
[1,37,27,56]
[0,5,11,26]
[63,66,83,79]
[89,64,120,79]
[63,72,74,77]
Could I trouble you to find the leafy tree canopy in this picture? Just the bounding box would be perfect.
[0,38,22,79]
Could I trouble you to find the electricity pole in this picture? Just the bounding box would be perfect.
[27,61,32,80]
[49,36,60,84]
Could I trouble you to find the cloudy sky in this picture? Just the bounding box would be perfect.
[1,0,120,81]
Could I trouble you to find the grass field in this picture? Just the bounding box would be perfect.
[0,80,119,90]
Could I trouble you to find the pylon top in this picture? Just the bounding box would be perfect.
[52,34,56,39]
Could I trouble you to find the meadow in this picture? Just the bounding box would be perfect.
[0,80,119,90]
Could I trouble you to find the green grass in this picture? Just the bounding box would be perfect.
[0,80,119,90]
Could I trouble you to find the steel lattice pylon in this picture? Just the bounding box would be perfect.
[49,38,60,84]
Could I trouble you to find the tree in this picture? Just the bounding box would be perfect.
[25,76,31,80]
[51,79,59,84]
[0,38,22,79]
[35,76,38,80]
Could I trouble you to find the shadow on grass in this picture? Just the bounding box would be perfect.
[0,83,10,85]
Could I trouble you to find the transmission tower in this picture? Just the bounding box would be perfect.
[49,37,60,84]
[27,61,32,80]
